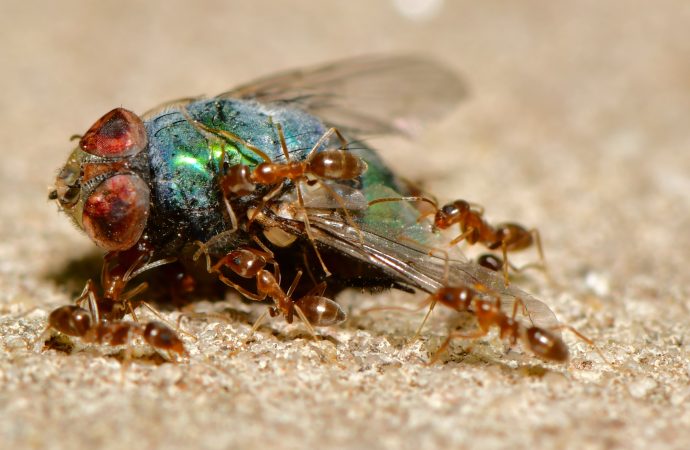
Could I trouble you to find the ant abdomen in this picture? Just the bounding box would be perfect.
[524,327,569,362]
[294,296,347,327]
[308,149,368,180]
[143,322,186,354]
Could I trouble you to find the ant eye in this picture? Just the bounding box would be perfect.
[82,174,150,251]
[79,108,148,158]
[441,204,458,216]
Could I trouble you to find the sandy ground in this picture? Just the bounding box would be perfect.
[1,1,690,449]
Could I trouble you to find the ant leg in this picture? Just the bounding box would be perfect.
[33,327,53,352]
[358,295,434,341]
[428,328,489,365]
[360,299,432,316]
[138,301,197,342]
[292,304,318,340]
[216,274,267,302]
[295,180,332,277]
[449,227,477,247]
[180,106,272,162]
[529,228,555,285]
[285,270,321,337]
[273,123,331,276]
[550,324,612,366]
[248,236,282,283]
[412,299,437,342]
[313,179,365,243]
[192,240,215,273]
[126,256,177,281]
[510,297,535,326]
[530,228,547,271]
[247,183,285,225]
[223,196,239,233]
[224,275,267,302]
[74,279,101,323]
[285,269,303,299]
[120,282,149,322]
[275,123,293,161]
[247,309,270,339]
[478,253,541,275]
[500,242,512,286]
[331,127,349,150]
[304,127,340,160]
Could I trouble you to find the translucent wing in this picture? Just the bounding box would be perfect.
[270,208,561,331]
[325,213,557,329]
[140,97,201,121]
[217,55,467,136]
[282,182,368,211]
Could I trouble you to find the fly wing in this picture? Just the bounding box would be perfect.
[289,210,561,331]
[282,182,369,211]
[140,97,202,121]
[217,55,467,136]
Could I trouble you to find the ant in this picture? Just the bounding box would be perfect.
[40,238,194,358]
[369,196,546,286]
[424,281,570,363]
[194,236,346,338]
[365,248,605,364]
[423,247,606,364]
[184,110,367,277]
[70,241,177,324]
[42,305,186,358]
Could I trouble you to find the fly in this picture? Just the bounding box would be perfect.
[47,56,564,361]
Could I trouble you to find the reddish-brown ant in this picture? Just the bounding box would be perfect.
[70,241,177,324]
[194,237,346,337]
[40,239,192,358]
[424,282,570,363]
[364,247,605,364]
[369,196,546,285]
[43,305,186,358]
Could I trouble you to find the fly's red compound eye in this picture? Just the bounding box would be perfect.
[82,174,150,251]
[79,108,148,158]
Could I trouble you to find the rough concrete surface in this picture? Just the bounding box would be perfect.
[1,1,690,449]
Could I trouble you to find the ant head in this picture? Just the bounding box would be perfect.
[525,327,569,362]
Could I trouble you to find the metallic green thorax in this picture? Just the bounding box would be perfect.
[144,98,417,253]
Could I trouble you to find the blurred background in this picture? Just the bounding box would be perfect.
[1,1,689,449]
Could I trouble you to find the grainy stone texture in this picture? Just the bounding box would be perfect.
[1,1,689,449]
